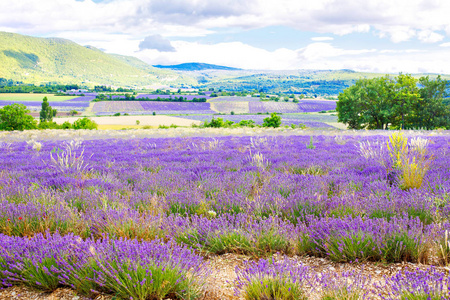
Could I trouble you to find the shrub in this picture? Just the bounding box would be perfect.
[238,120,256,127]
[306,136,316,149]
[69,110,78,116]
[113,112,121,116]
[72,117,98,130]
[359,133,433,189]
[61,121,72,129]
[262,112,281,128]
[203,118,234,128]
[38,121,62,130]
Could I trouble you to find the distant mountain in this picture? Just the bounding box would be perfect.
[154,62,241,71]
[0,31,194,87]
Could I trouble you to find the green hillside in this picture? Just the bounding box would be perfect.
[0,32,195,87]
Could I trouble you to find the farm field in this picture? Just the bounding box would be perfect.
[0,93,79,101]
[0,130,449,299]
[54,115,202,127]
[0,94,95,112]
[180,113,337,128]
[92,101,215,115]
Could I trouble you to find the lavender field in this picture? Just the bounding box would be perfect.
[180,114,336,128]
[0,95,94,112]
[0,132,449,299]
[93,101,215,115]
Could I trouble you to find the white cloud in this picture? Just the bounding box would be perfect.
[417,30,444,43]
[311,37,334,41]
[134,39,450,74]
[2,0,450,39]
[2,0,450,72]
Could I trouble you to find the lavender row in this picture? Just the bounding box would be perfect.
[0,198,446,263]
[0,233,205,299]
[235,257,450,299]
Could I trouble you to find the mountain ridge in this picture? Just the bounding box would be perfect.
[0,31,194,87]
[154,62,241,71]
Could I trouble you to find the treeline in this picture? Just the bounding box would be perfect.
[337,74,450,130]
[94,86,133,93]
[0,80,81,93]
[95,94,207,102]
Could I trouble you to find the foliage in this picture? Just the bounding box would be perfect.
[337,74,450,129]
[38,121,62,130]
[49,140,90,173]
[72,117,98,130]
[262,112,281,128]
[306,136,316,149]
[203,117,234,128]
[39,97,54,122]
[0,103,37,130]
[359,132,433,190]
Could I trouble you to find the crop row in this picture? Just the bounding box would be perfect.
[0,233,447,299]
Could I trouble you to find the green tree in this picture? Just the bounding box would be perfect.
[336,74,450,130]
[391,74,420,129]
[415,75,450,129]
[39,97,54,122]
[263,112,281,128]
[0,104,37,131]
[336,81,366,129]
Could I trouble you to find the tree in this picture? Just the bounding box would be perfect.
[415,75,450,129]
[0,104,37,131]
[263,112,281,128]
[336,74,450,130]
[40,97,54,122]
[391,74,420,129]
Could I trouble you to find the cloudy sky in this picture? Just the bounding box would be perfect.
[1,0,450,73]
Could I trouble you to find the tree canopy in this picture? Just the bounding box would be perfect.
[336,74,450,130]
[0,104,37,131]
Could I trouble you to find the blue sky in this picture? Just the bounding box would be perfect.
[1,0,450,73]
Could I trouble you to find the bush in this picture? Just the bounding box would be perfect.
[72,117,98,130]
[238,120,256,128]
[113,112,121,116]
[203,118,234,128]
[0,104,37,131]
[69,110,78,116]
[61,121,72,129]
[38,121,61,130]
[262,113,281,128]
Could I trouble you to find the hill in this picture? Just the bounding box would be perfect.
[154,62,241,71]
[0,32,195,87]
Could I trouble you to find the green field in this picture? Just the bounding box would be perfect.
[0,93,78,101]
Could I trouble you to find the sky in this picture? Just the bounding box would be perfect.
[1,0,450,73]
